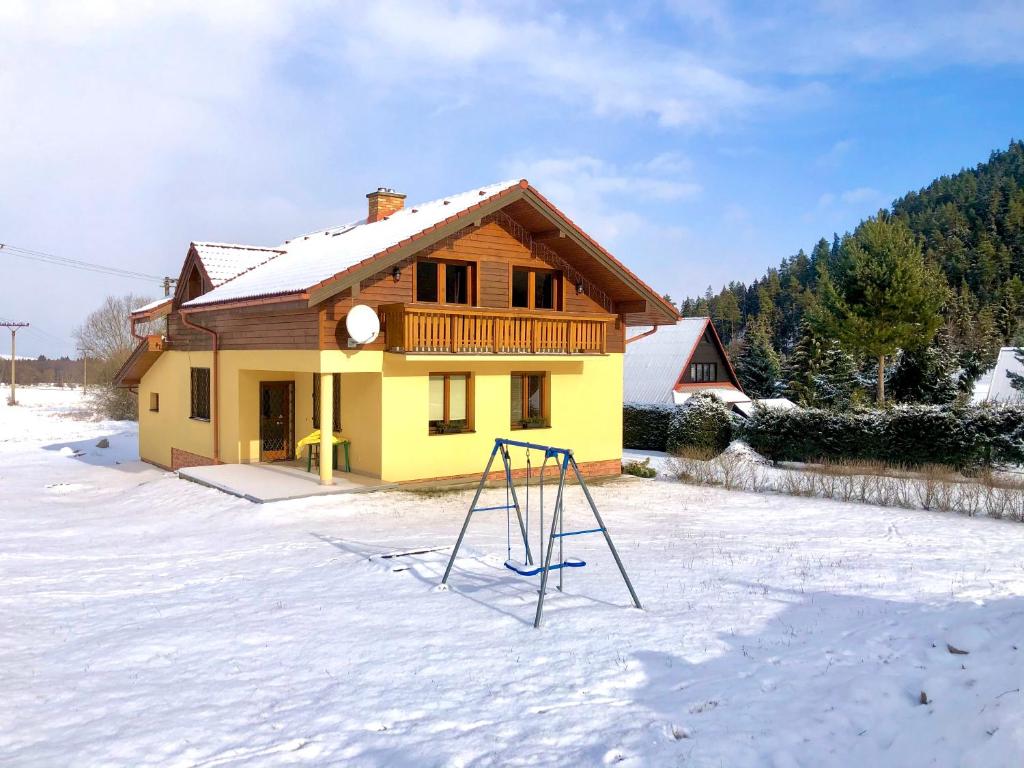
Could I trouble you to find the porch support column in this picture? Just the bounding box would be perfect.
[319,372,334,486]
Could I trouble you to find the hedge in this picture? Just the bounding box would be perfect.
[741,403,1024,469]
[623,403,674,451]
[623,395,735,454]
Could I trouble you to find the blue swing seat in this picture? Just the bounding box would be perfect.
[504,558,586,577]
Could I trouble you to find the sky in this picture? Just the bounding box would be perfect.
[1,0,1023,358]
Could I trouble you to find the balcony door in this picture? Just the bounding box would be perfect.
[259,381,294,462]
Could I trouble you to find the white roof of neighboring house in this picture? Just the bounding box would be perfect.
[624,318,710,404]
[673,386,750,405]
[182,180,520,308]
[193,242,285,287]
[983,347,1024,403]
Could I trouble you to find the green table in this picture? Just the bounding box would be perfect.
[305,439,350,473]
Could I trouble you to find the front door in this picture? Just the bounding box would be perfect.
[259,381,294,462]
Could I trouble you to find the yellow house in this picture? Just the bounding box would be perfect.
[116,180,678,485]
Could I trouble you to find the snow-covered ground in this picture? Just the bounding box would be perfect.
[3,386,1024,767]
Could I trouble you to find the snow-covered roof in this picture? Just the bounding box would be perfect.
[183,181,521,307]
[624,318,710,404]
[193,242,285,287]
[673,386,750,405]
[132,297,171,314]
[984,347,1024,403]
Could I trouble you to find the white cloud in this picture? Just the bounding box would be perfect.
[817,139,855,168]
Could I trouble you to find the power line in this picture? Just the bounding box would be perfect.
[0,242,169,283]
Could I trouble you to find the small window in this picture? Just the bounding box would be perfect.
[190,367,210,420]
[312,373,341,432]
[429,373,472,434]
[690,362,717,383]
[511,372,548,429]
[416,261,438,302]
[511,267,560,310]
[149,392,160,412]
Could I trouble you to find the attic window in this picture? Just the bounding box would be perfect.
[184,266,203,301]
[690,363,717,383]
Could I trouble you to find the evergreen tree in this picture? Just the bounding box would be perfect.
[888,329,960,405]
[815,341,859,409]
[816,212,946,404]
[735,318,781,398]
[783,319,823,406]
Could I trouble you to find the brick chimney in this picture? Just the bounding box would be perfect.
[366,187,406,222]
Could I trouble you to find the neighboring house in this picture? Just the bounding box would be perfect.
[623,317,796,415]
[116,180,678,483]
[975,347,1024,404]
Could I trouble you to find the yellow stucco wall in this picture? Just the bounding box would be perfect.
[378,354,623,482]
[137,349,622,481]
[138,350,215,467]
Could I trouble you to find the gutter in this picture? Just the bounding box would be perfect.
[625,326,659,345]
[179,308,220,463]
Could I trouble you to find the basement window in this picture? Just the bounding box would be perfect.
[149,392,160,412]
[190,367,210,421]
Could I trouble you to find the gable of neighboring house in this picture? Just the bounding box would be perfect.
[624,317,741,404]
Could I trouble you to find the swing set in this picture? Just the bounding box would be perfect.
[441,438,642,628]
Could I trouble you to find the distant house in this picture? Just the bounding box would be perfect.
[114,180,677,483]
[623,317,796,415]
[975,347,1024,404]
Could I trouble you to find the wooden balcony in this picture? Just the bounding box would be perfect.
[380,304,612,355]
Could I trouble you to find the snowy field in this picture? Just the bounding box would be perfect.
[2,387,1024,767]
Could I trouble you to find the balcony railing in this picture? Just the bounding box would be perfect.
[380,304,612,355]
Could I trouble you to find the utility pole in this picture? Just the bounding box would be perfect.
[1,322,29,405]
[81,349,88,393]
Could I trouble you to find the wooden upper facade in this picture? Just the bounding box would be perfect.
[129,182,677,364]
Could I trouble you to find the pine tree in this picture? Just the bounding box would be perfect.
[783,319,823,406]
[816,212,946,405]
[815,341,859,408]
[736,318,781,398]
[888,328,960,405]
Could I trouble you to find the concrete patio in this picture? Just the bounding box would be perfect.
[178,461,394,503]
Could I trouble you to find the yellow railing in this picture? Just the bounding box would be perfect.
[380,304,612,355]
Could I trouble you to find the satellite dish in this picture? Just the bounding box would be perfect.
[345,304,380,345]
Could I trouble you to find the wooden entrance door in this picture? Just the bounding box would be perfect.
[259,381,294,462]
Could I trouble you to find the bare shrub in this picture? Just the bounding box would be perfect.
[713,452,748,490]
[890,477,916,509]
[933,481,958,512]
[668,447,717,486]
[955,484,984,517]
[914,464,956,510]
[747,466,770,493]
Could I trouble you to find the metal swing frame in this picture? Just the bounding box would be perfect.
[440,438,642,628]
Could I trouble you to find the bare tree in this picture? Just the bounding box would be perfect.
[73,294,153,384]
[73,294,154,420]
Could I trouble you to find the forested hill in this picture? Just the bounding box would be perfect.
[679,141,1024,370]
